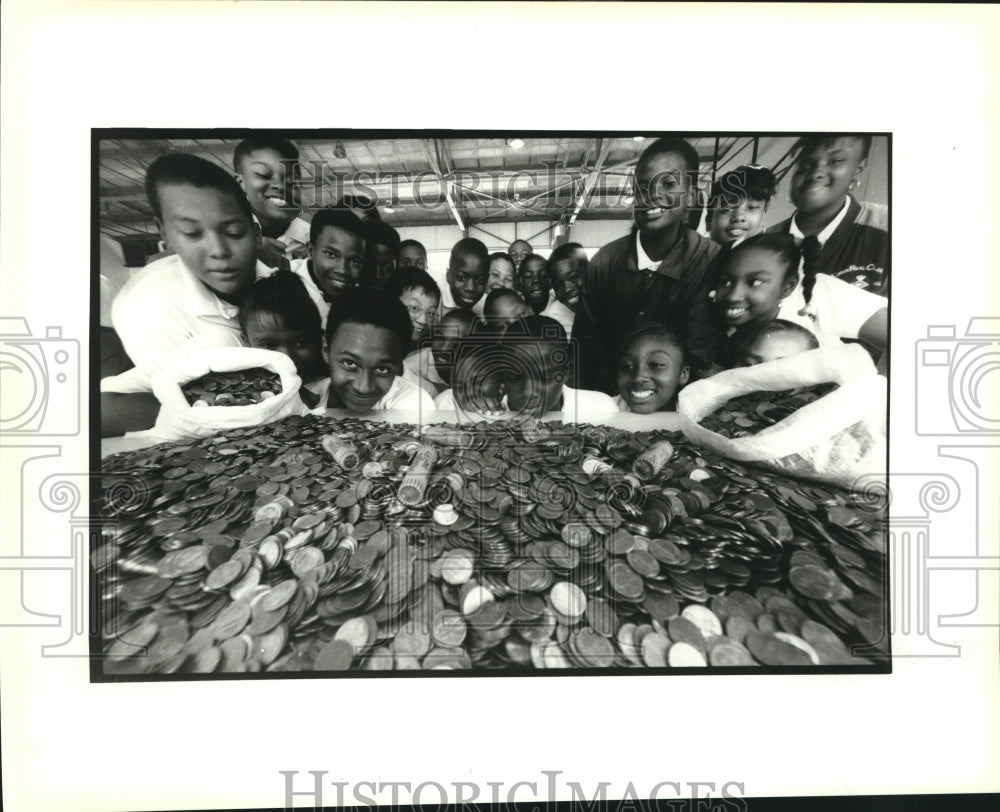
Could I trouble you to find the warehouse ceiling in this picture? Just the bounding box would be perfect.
[98,134,799,242]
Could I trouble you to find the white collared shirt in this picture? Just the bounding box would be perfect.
[309,374,435,412]
[102,254,268,392]
[286,257,331,328]
[635,230,662,271]
[789,196,851,246]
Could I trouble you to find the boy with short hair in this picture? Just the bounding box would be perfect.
[508,239,532,272]
[287,208,366,327]
[388,267,441,347]
[541,242,586,335]
[768,134,888,295]
[483,288,532,331]
[573,137,721,392]
[399,239,428,272]
[517,254,553,315]
[233,137,310,265]
[361,221,402,292]
[104,153,268,394]
[310,288,434,412]
[441,237,490,313]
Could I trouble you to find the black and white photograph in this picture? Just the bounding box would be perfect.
[95,132,891,678]
[3,3,998,810]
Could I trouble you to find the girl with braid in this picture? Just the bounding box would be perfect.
[712,233,887,356]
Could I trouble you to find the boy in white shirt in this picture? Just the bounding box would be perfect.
[101,153,264,434]
[310,287,434,413]
[541,242,587,335]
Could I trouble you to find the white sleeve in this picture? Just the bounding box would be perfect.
[111,294,244,381]
[811,274,886,339]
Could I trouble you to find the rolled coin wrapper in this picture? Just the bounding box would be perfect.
[421,425,474,449]
[633,440,675,480]
[321,434,360,470]
[398,444,440,506]
[581,457,615,475]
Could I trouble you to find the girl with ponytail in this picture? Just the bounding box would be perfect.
[712,232,887,354]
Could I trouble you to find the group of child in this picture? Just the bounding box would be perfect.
[100,134,889,436]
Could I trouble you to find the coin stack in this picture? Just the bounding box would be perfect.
[97,414,886,674]
[698,384,839,438]
[181,368,283,407]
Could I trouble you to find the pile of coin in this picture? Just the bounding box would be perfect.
[181,368,283,407]
[97,414,886,674]
[698,384,839,438]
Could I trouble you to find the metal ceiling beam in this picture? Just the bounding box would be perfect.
[422,139,465,235]
[568,138,614,228]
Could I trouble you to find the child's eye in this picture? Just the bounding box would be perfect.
[180,231,202,239]
[226,229,247,239]
[340,359,358,370]
[750,279,764,287]
[375,366,393,376]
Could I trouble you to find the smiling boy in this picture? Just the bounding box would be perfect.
[286,208,366,327]
[441,237,490,313]
[311,288,434,413]
[572,138,720,392]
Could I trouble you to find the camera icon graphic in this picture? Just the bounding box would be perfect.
[0,317,80,436]
[915,318,1000,436]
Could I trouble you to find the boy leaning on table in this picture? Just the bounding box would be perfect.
[100,153,270,436]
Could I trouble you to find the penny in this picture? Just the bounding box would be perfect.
[99,415,884,673]
[745,631,813,666]
[708,640,755,667]
[549,582,586,619]
[667,641,707,667]
[667,616,708,654]
[789,565,838,601]
[681,605,723,638]
[641,632,670,667]
[431,610,467,648]
[315,638,355,671]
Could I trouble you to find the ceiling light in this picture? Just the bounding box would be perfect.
[508,138,525,150]
[384,205,395,214]
[633,136,645,142]
[334,141,347,159]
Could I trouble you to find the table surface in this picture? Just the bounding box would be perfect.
[101,409,681,459]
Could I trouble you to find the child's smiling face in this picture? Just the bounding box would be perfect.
[710,199,767,245]
[309,225,365,299]
[550,256,585,311]
[790,137,867,214]
[446,255,489,309]
[714,247,796,327]
[518,257,550,305]
[616,334,689,413]
[487,257,516,292]
[324,322,404,412]
[633,151,691,235]
[236,147,298,229]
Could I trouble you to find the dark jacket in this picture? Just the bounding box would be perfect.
[572,227,721,393]
[769,196,890,296]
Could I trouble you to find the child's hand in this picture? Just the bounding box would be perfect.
[259,238,290,271]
